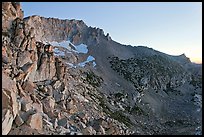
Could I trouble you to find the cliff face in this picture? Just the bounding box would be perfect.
[2,2,202,135]
[2,2,132,135]
[2,2,56,134]
[23,15,106,46]
[24,16,87,44]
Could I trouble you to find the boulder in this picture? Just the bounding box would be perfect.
[34,53,56,82]
[2,72,19,120]
[2,109,14,135]
[101,120,109,129]
[46,85,53,96]
[69,105,78,114]
[65,99,78,114]
[32,102,43,113]
[26,61,37,82]
[81,126,96,135]
[27,113,43,131]
[77,121,87,129]
[42,96,55,114]
[17,51,32,68]
[14,114,24,127]
[53,90,65,103]
[53,80,62,89]
[22,80,36,94]
[57,118,68,127]
[21,100,32,112]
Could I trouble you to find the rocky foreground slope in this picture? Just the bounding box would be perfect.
[2,2,202,135]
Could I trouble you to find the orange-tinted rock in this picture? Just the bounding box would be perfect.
[2,72,18,116]
[30,51,38,62]
[2,46,10,64]
[16,82,27,97]
[2,2,23,32]
[26,37,36,51]
[2,109,14,135]
[22,80,36,93]
[27,113,43,131]
[2,46,7,57]
[42,96,55,114]
[2,72,19,135]
[48,45,54,53]
[14,114,24,127]
[21,63,35,74]
[34,51,56,81]
[21,100,32,112]
[29,27,35,38]
[8,124,41,135]
[2,2,11,11]
[15,71,26,82]
[17,51,32,67]
[32,102,43,113]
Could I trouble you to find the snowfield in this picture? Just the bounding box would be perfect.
[49,40,88,54]
[78,55,96,67]
[49,40,96,68]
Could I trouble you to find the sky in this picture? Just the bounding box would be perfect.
[21,2,202,64]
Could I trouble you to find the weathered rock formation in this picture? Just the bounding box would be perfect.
[23,15,105,46]
[108,55,191,92]
[2,2,202,135]
[2,2,132,135]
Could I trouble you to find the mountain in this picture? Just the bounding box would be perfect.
[2,2,202,135]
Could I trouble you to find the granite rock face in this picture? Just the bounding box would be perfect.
[23,15,88,45]
[2,2,23,33]
[23,15,107,46]
[2,2,132,135]
[2,2,202,135]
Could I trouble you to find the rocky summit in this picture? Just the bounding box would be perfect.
[2,2,202,135]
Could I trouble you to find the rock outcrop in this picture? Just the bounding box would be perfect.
[108,55,191,93]
[23,15,88,45]
[2,2,133,135]
[2,2,202,135]
[23,15,107,46]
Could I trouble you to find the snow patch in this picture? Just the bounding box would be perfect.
[78,55,96,67]
[78,62,86,67]
[65,62,77,68]
[51,41,70,49]
[47,40,97,68]
[49,40,88,54]
[87,55,95,62]
[93,61,97,67]
[54,48,65,57]
[75,44,88,54]
[115,83,120,87]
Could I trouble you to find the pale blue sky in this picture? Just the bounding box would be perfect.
[21,2,202,63]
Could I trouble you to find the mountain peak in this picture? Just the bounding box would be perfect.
[180,53,187,57]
